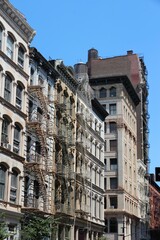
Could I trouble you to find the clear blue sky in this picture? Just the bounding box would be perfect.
[10,0,160,176]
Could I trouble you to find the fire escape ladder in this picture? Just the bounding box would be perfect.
[28,85,48,117]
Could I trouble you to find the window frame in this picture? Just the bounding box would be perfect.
[4,74,12,102]
[99,88,107,98]
[109,103,117,115]
[6,34,14,59]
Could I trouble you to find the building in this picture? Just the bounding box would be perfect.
[149,174,160,240]
[74,63,108,240]
[23,47,57,217]
[79,48,150,240]
[0,0,35,238]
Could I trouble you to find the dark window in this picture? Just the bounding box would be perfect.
[16,84,23,109]
[109,104,116,115]
[110,140,117,151]
[6,35,14,59]
[110,87,116,97]
[104,178,107,190]
[109,122,117,133]
[104,219,108,233]
[104,196,107,209]
[10,170,18,203]
[110,158,118,171]
[13,124,21,154]
[110,178,118,189]
[99,88,107,98]
[110,218,118,233]
[4,75,12,102]
[0,26,3,50]
[1,117,10,143]
[104,122,107,134]
[18,46,25,67]
[0,164,6,200]
[110,196,117,209]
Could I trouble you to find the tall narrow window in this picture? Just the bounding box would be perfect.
[110,196,117,209]
[13,123,21,154]
[0,164,6,200]
[6,34,14,59]
[99,88,107,98]
[10,169,18,203]
[110,158,118,171]
[109,104,117,115]
[110,178,118,189]
[110,87,116,97]
[109,122,117,133]
[110,140,117,152]
[16,83,23,109]
[109,218,118,233]
[0,25,3,50]
[4,74,12,102]
[18,46,25,68]
[1,117,10,144]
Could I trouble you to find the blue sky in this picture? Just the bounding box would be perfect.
[10,0,160,176]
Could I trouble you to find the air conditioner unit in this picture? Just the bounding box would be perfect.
[13,146,19,153]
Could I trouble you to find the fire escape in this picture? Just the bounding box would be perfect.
[75,112,90,219]
[54,82,75,217]
[24,84,54,213]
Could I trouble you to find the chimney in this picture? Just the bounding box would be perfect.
[127,50,133,55]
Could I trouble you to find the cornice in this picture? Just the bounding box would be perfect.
[0,0,35,43]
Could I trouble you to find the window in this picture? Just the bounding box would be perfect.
[104,122,107,134]
[6,34,14,59]
[10,169,18,203]
[110,140,117,151]
[104,219,108,233]
[110,178,118,189]
[102,104,106,110]
[110,87,116,97]
[1,116,10,144]
[104,158,107,171]
[16,83,23,109]
[104,196,107,209]
[0,25,3,50]
[99,88,107,98]
[4,74,12,102]
[109,104,117,115]
[13,124,21,154]
[110,196,117,209]
[109,122,117,133]
[18,46,25,67]
[104,177,107,190]
[110,158,118,171]
[0,164,7,200]
[110,218,118,233]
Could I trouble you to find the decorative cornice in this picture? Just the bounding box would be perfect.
[0,0,35,43]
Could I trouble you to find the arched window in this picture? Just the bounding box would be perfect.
[16,83,23,109]
[110,87,116,97]
[1,116,11,144]
[18,45,25,68]
[99,88,106,98]
[6,34,14,59]
[13,123,21,154]
[0,164,7,200]
[10,169,18,203]
[4,74,12,102]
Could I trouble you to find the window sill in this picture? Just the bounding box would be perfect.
[0,96,27,119]
[0,145,25,163]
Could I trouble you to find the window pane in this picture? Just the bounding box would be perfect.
[99,88,106,98]
[110,178,118,189]
[109,104,116,115]
[0,26,2,50]
[110,140,117,151]
[7,35,14,59]
[0,165,6,199]
[110,158,118,170]
[110,196,117,209]
[110,218,118,233]
[110,87,116,97]
[109,122,117,133]
[4,75,12,102]
[10,170,17,203]
[16,84,22,108]
[18,47,24,67]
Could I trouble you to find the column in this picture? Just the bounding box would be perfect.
[75,228,79,240]
[0,116,3,146]
[12,81,17,106]
[10,124,15,151]
[86,230,89,240]
[91,231,94,240]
